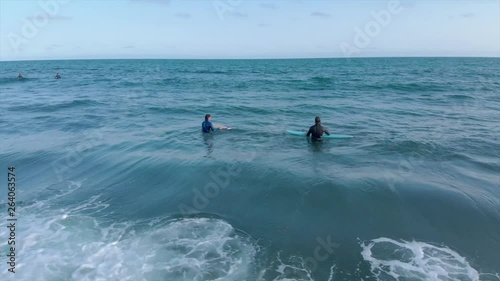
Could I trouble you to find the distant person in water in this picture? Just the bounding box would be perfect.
[202,114,216,133]
[202,114,229,133]
[307,116,330,142]
[17,73,23,79]
[55,73,61,79]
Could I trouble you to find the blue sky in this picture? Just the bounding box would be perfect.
[0,0,499,60]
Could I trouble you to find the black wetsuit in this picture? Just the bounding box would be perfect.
[307,124,330,141]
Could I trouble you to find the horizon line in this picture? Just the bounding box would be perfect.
[1,55,499,63]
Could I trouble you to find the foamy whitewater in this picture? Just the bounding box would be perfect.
[0,58,499,280]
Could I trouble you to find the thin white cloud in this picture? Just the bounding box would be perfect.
[231,12,248,18]
[311,12,331,18]
[45,44,62,50]
[261,3,278,10]
[176,13,191,19]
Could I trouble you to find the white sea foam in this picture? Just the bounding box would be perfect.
[0,184,257,281]
[1,213,257,281]
[1,180,494,281]
[361,237,481,281]
[268,253,336,281]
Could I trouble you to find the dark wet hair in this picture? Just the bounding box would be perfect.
[205,114,211,121]
[315,116,321,124]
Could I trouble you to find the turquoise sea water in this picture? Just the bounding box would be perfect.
[0,58,499,281]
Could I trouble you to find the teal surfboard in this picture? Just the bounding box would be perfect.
[287,130,353,139]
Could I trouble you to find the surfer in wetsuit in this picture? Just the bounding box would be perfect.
[55,73,61,79]
[202,114,216,133]
[17,73,23,79]
[307,116,330,142]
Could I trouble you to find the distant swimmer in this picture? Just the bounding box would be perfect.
[307,116,330,142]
[202,114,216,133]
[202,114,229,133]
[55,73,61,79]
[17,73,23,79]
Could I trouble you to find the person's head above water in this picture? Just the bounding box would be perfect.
[315,116,321,124]
[205,114,211,122]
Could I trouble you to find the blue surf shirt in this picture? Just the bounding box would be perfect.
[202,121,215,133]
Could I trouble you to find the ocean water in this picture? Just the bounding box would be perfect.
[0,58,499,281]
